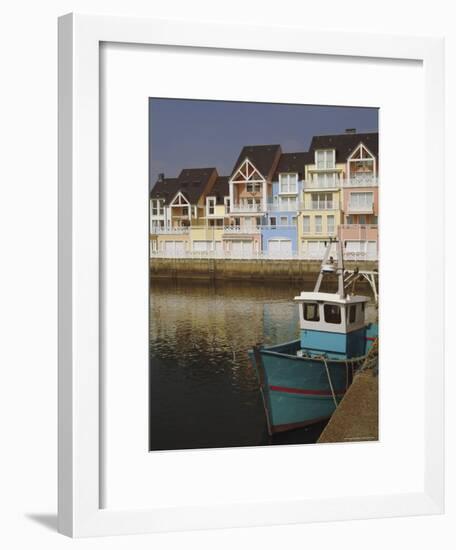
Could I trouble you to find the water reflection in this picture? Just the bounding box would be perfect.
[149,278,376,451]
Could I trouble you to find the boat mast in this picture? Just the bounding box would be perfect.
[337,238,345,298]
[313,238,345,299]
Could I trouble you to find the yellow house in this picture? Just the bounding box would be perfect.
[189,176,230,254]
[150,168,218,255]
[297,131,379,260]
[298,147,344,258]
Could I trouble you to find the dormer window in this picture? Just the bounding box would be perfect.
[279,173,298,193]
[347,143,376,184]
[151,199,165,216]
[315,149,336,170]
[206,197,216,216]
[224,196,230,213]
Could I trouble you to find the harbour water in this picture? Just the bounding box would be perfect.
[149,278,376,451]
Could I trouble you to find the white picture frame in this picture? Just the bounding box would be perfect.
[58,13,444,537]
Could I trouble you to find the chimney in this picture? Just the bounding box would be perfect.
[345,128,356,134]
[158,172,165,182]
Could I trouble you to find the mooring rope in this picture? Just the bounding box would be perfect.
[322,356,338,408]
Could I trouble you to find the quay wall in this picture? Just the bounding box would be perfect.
[150,257,378,283]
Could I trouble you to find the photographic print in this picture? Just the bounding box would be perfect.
[149,99,379,451]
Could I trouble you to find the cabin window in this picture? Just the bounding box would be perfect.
[348,305,356,323]
[303,303,320,322]
[324,304,341,324]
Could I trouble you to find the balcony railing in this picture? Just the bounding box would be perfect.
[304,179,341,190]
[301,201,338,210]
[230,202,265,213]
[302,176,378,190]
[343,175,378,187]
[346,202,374,214]
[150,226,189,235]
[339,224,378,231]
[223,225,261,234]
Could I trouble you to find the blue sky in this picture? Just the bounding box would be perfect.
[149,99,378,186]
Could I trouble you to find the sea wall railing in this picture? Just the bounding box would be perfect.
[150,250,378,261]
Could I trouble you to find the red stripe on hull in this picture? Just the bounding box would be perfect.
[365,336,377,341]
[269,385,345,397]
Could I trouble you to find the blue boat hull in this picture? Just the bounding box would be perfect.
[249,325,378,434]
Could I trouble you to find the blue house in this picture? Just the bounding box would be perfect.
[261,152,308,256]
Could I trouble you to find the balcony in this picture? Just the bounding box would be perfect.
[223,225,261,235]
[230,202,265,214]
[303,179,341,190]
[346,202,374,214]
[338,224,378,239]
[150,226,189,235]
[343,175,378,187]
[301,201,338,211]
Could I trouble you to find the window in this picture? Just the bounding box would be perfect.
[224,197,230,213]
[324,304,341,324]
[207,197,216,215]
[348,305,356,323]
[315,172,337,188]
[246,182,262,193]
[311,192,333,209]
[359,215,366,225]
[315,215,322,233]
[291,216,297,225]
[280,216,288,225]
[346,215,353,224]
[279,173,298,193]
[349,192,373,211]
[315,149,335,170]
[303,303,320,322]
[327,215,335,234]
[279,196,297,211]
[270,216,277,226]
[302,216,310,233]
[151,199,164,216]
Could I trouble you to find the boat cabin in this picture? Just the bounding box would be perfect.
[294,292,370,358]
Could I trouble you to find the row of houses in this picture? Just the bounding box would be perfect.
[149,130,379,260]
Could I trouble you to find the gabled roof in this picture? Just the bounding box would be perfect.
[210,176,229,204]
[273,152,311,179]
[231,144,282,180]
[149,177,180,204]
[309,132,378,163]
[150,167,218,205]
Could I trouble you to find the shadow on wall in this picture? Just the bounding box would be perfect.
[25,513,58,532]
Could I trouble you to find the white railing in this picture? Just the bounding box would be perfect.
[339,224,378,231]
[266,203,299,212]
[150,226,189,235]
[150,250,377,262]
[303,179,341,190]
[223,225,261,234]
[262,225,297,230]
[343,176,378,187]
[301,201,339,210]
[230,202,265,213]
[302,177,378,190]
[346,203,374,213]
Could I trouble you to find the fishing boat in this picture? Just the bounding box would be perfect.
[249,239,378,435]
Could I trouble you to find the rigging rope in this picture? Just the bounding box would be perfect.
[322,357,338,409]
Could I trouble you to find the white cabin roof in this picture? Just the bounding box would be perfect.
[294,291,370,305]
